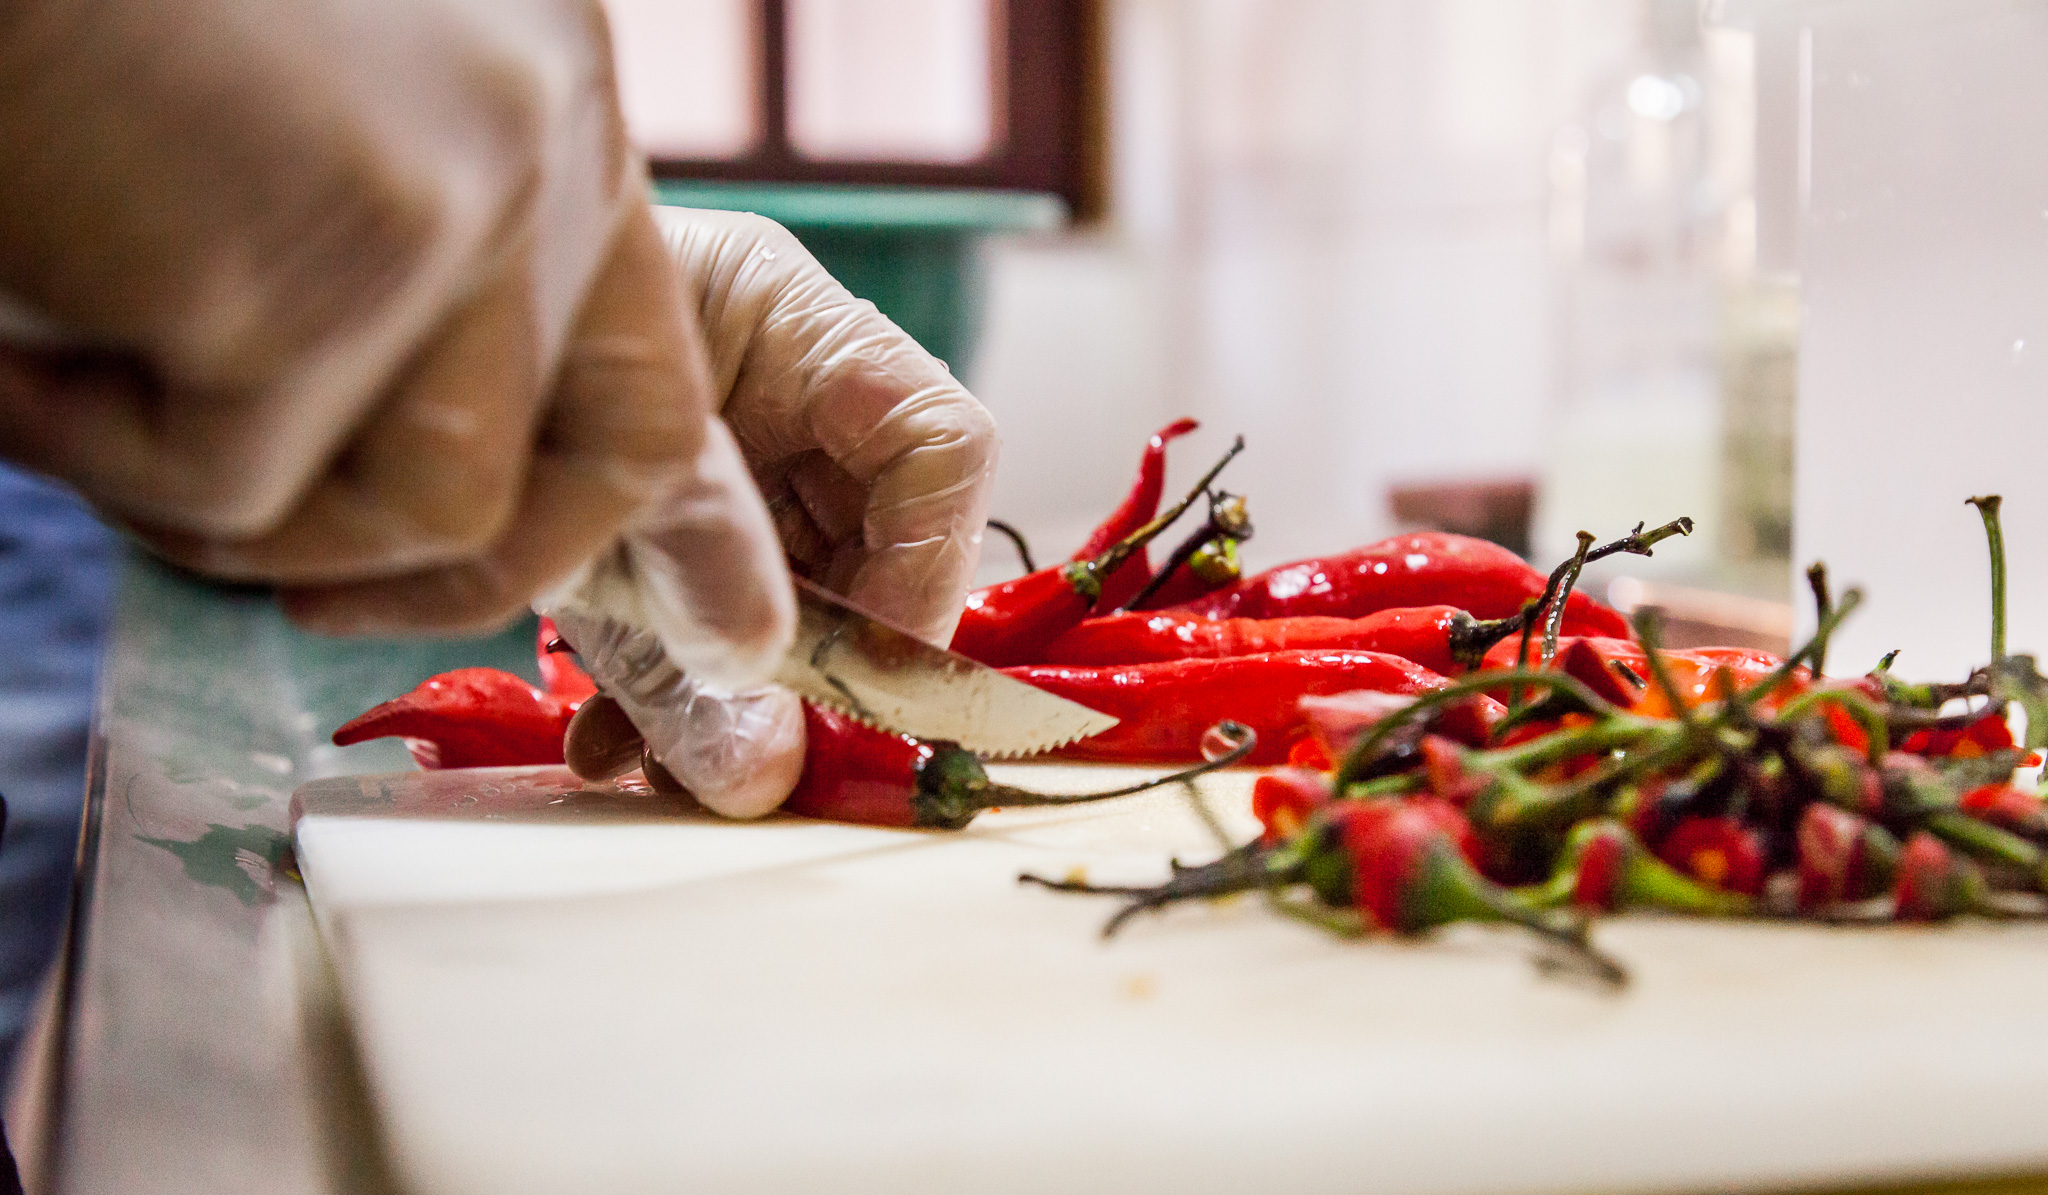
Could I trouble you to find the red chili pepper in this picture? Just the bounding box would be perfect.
[1485,635,1806,718]
[535,615,598,702]
[1127,529,1243,610]
[1174,531,1631,637]
[1006,649,1492,765]
[1040,603,1523,677]
[1417,735,1488,807]
[1959,784,2048,840]
[1535,819,1749,914]
[1796,803,1901,910]
[952,437,1241,666]
[1250,768,1333,844]
[782,703,1255,830]
[1654,816,1768,896]
[1332,800,1622,987]
[1287,736,1334,770]
[1893,831,1992,922]
[1900,710,2015,758]
[331,668,578,769]
[1071,417,1200,611]
[1296,689,1501,765]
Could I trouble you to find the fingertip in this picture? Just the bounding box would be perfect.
[667,686,806,820]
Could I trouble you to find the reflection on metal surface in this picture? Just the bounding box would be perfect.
[134,824,292,907]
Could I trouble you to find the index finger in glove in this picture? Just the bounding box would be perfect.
[278,202,710,635]
[548,608,807,819]
[656,208,999,647]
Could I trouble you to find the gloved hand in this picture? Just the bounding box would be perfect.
[543,207,998,818]
[0,0,790,658]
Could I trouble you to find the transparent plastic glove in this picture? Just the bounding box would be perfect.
[542,206,999,816]
[548,608,803,820]
[0,0,753,642]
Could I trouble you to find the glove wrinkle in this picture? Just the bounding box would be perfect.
[547,608,805,820]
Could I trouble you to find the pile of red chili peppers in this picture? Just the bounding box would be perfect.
[1032,493,2048,985]
[331,421,2048,985]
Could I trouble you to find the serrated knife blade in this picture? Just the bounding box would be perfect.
[772,577,1118,757]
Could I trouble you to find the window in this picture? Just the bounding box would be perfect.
[608,0,1100,214]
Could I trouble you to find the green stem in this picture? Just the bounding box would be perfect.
[1487,714,1666,774]
[1967,495,2006,663]
[1774,688,1888,767]
[1806,562,1834,679]
[1483,517,1693,691]
[1630,607,1703,738]
[1486,731,1696,832]
[1075,437,1246,594]
[1330,670,1621,790]
[985,519,1036,574]
[1412,846,1627,987]
[1542,532,1596,669]
[1926,809,2043,873]
[977,722,1257,810]
[1735,588,1864,712]
[1116,490,1252,612]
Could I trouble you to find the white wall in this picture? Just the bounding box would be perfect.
[1789,0,2048,680]
[970,0,1644,578]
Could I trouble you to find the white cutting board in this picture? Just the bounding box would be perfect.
[293,765,2048,1195]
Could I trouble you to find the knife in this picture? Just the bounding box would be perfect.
[563,576,1119,758]
[771,577,1118,757]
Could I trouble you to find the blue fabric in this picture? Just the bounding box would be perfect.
[0,466,118,1079]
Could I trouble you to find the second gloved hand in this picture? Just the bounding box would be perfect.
[542,206,998,818]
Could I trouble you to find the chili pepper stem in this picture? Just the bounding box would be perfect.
[1775,688,1889,766]
[958,722,1259,821]
[1452,518,1695,672]
[1020,840,1285,938]
[985,519,1037,574]
[1926,809,2044,874]
[1117,491,1253,612]
[1968,495,2007,663]
[1331,669,1621,790]
[1735,588,1863,711]
[1630,608,1701,729]
[1541,532,1597,669]
[1806,562,1835,679]
[1409,844,1628,987]
[1076,437,1246,599]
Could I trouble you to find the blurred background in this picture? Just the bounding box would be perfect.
[608,0,2048,671]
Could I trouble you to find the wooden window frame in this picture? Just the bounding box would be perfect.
[648,0,1103,218]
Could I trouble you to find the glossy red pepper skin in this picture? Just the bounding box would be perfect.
[1483,635,1807,718]
[1004,649,1464,766]
[1072,417,1200,612]
[1174,532,1630,637]
[1041,605,1478,675]
[949,565,1100,667]
[331,668,578,769]
[780,703,993,830]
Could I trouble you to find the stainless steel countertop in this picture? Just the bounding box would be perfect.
[8,555,533,1195]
